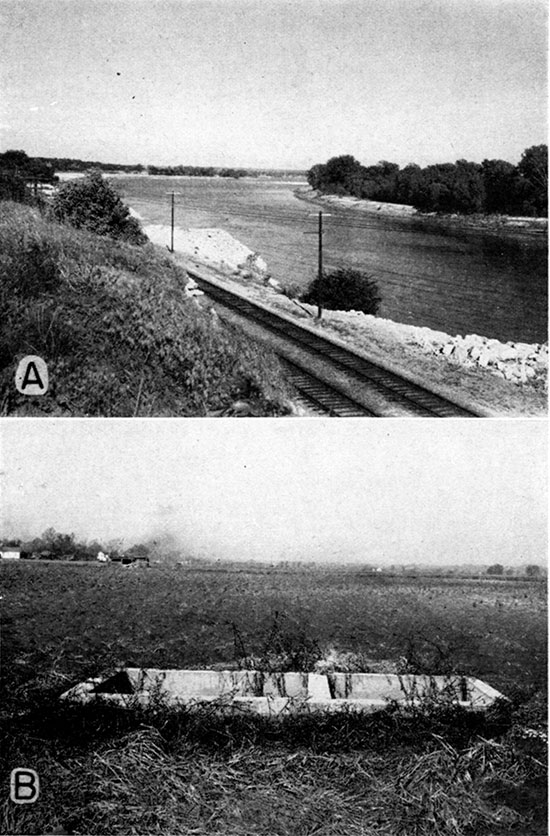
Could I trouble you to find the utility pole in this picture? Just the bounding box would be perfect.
[170,191,175,253]
[165,191,181,253]
[305,212,331,319]
[317,211,324,319]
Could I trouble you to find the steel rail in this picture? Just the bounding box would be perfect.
[188,270,483,418]
[280,359,376,417]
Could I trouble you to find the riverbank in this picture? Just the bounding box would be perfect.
[295,186,548,233]
[142,222,547,416]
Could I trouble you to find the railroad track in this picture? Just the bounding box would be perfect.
[280,359,376,417]
[189,270,482,418]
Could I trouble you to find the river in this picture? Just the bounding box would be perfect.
[116,176,547,344]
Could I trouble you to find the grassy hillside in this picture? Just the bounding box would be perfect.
[0,562,546,835]
[0,202,292,416]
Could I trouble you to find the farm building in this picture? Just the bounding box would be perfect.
[0,546,22,560]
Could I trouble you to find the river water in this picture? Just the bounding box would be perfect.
[117,176,547,344]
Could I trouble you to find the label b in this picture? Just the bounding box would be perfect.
[10,768,40,803]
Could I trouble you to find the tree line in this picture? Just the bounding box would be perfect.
[147,165,248,178]
[307,146,548,216]
[144,165,305,178]
[0,151,145,176]
[0,150,305,181]
[2,529,149,562]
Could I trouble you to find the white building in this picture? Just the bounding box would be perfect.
[1,547,22,560]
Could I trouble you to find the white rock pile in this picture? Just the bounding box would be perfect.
[308,307,547,386]
[433,334,547,384]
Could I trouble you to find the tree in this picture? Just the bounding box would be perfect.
[52,170,146,243]
[306,164,325,190]
[320,155,363,195]
[395,164,423,204]
[525,564,541,578]
[517,145,548,216]
[482,159,524,215]
[125,543,150,560]
[518,145,548,193]
[0,171,30,203]
[0,150,31,171]
[0,150,56,184]
[0,150,54,204]
[377,161,400,177]
[301,267,381,315]
[486,563,504,576]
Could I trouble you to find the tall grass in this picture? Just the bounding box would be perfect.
[0,202,292,416]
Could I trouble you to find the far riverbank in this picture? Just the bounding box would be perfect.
[295,186,548,235]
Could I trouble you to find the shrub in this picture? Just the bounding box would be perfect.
[52,170,146,244]
[301,267,381,315]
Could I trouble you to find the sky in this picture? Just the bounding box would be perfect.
[0,419,546,565]
[1,0,546,169]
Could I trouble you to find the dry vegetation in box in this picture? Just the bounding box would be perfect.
[0,199,291,416]
[0,561,546,835]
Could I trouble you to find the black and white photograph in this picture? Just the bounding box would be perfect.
[0,419,547,834]
[0,0,547,835]
[0,0,547,417]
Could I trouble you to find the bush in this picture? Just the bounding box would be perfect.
[301,267,381,315]
[52,170,146,244]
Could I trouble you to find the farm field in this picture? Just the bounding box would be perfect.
[1,561,546,835]
[115,175,548,344]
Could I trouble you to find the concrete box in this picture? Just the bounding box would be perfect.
[61,668,505,714]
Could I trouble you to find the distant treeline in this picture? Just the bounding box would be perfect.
[4,529,113,561]
[0,149,58,182]
[31,155,145,175]
[0,150,305,180]
[2,529,149,562]
[145,165,305,178]
[307,145,548,216]
[147,165,247,178]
